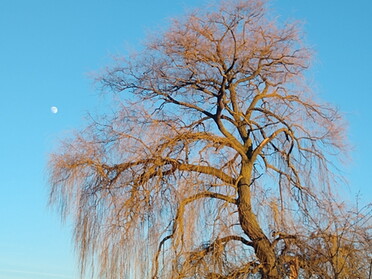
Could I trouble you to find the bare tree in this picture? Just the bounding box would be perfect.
[48,1,371,278]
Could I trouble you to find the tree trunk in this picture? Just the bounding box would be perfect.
[237,165,278,278]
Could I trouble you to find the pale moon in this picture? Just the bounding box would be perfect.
[51,106,58,114]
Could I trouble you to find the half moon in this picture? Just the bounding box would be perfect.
[51,106,58,114]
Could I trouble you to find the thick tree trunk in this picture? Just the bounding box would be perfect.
[237,165,278,278]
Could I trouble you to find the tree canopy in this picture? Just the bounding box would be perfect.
[49,1,371,278]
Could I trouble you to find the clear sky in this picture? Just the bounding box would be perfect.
[0,1,371,278]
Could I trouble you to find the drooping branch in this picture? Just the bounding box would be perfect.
[152,191,237,278]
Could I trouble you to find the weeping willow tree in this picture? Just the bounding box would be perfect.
[48,1,371,278]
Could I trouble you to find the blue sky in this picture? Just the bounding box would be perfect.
[0,1,371,278]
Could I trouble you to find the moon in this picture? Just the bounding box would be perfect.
[51,106,58,114]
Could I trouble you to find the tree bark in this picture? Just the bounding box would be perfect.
[237,164,278,278]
